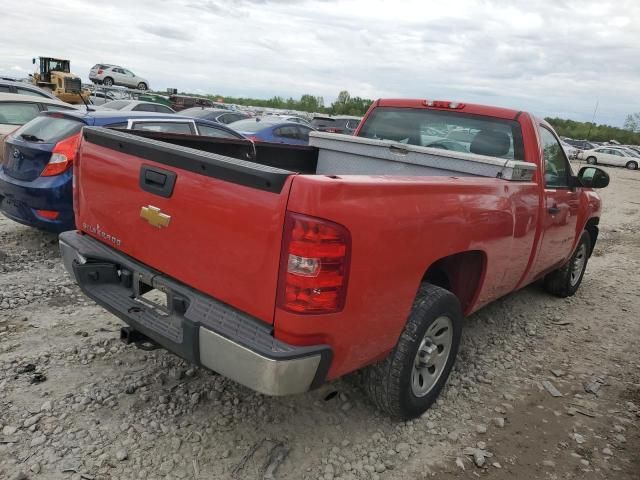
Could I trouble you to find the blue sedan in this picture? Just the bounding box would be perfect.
[228,117,315,146]
[0,110,245,233]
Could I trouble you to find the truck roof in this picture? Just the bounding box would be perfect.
[376,99,522,121]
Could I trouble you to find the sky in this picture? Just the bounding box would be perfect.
[1,0,639,126]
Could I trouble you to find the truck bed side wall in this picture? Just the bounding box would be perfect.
[275,175,540,379]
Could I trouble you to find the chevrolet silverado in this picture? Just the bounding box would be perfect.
[58,98,609,419]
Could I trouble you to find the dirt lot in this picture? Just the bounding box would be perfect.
[1,162,638,480]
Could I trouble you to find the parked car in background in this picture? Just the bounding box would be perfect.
[0,110,247,232]
[89,65,149,90]
[0,79,59,100]
[99,100,175,114]
[229,117,315,145]
[311,115,361,134]
[169,95,214,111]
[580,147,639,170]
[560,140,578,159]
[137,93,173,108]
[564,139,597,150]
[0,93,75,142]
[179,108,250,124]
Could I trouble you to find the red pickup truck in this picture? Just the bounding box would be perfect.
[59,99,609,419]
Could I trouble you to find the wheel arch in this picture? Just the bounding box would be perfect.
[421,250,487,315]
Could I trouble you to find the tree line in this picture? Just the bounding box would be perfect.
[545,117,640,145]
[211,90,373,116]
[200,88,640,144]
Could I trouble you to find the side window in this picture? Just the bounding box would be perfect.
[539,127,570,188]
[197,124,238,139]
[275,126,298,139]
[611,150,623,157]
[0,85,12,93]
[297,126,312,142]
[130,121,194,135]
[133,103,156,112]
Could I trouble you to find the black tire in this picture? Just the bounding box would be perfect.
[543,231,591,298]
[362,283,463,419]
[137,82,147,90]
[586,156,597,165]
[625,161,638,170]
[103,77,114,86]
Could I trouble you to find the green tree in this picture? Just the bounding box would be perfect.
[623,113,640,133]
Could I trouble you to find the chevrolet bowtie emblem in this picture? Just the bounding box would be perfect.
[140,205,171,228]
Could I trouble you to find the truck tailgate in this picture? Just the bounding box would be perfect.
[75,127,295,324]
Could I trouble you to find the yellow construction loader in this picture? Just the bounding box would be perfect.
[31,57,89,104]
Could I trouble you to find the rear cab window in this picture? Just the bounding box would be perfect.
[12,114,84,143]
[358,107,525,160]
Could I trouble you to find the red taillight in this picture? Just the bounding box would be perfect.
[325,128,343,133]
[35,209,59,220]
[423,100,465,109]
[277,213,351,314]
[97,69,103,74]
[41,132,81,177]
[246,135,259,142]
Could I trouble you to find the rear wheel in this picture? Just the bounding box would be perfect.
[543,231,591,297]
[103,77,114,86]
[625,161,638,170]
[362,283,462,419]
[137,82,147,90]
[586,156,597,165]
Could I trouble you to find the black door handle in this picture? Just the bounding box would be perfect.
[548,205,560,215]
[139,165,176,198]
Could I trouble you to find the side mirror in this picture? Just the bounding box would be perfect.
[578,166,609,189]
[32,58,36,65]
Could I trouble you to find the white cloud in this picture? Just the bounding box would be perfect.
[0,0,638,125]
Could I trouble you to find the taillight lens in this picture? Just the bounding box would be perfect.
[277,212,351,314]
[41,132,81,177]
[97,69,103,74]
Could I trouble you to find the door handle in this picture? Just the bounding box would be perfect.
[548,205,560,215]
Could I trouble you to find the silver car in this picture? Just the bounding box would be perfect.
[89,64,149,90]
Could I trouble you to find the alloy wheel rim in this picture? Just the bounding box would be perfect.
[570,244,587,286]
[411,315,453,397]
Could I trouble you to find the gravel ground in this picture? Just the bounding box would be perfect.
[1,162,639,480]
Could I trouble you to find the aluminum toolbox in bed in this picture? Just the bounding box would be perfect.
[309,132,536,181]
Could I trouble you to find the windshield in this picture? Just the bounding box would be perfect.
[358,107,525,160]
